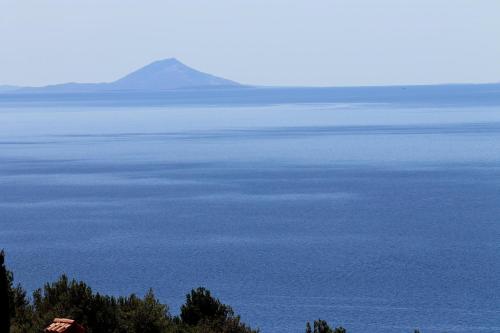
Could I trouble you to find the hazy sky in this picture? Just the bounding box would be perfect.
[1,0,499,87]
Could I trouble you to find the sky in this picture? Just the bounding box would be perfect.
[1,0,499,87]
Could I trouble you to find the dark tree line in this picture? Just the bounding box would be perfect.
[305,319,345,333]
[1,250,260,333]
[1,250,11,333]
[1,251,422,333]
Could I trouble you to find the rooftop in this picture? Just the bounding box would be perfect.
[44,318,85,333]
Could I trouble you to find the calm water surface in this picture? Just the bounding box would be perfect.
[1,96,500,332]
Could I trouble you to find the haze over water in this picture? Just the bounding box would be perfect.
[1,91,500,332]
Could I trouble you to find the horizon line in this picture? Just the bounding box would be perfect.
[1,57,499,90]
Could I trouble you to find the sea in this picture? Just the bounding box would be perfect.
[1,87,500,332]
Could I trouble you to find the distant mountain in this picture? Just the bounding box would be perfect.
[7,58,241,93]
[112,58,239,90]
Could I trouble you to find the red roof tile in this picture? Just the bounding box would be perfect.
[45,318,85,333]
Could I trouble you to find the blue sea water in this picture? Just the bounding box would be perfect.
[1,88,500,332]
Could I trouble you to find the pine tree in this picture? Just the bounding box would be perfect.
[0,250,10,333]
[305,319,346,333]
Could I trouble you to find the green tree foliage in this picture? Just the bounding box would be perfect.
[180,287,231,326]
[27,275,171,333]
[0,251,437,333]
[305,319,346,333]
[0,250,10,333]
[1,250,33,333]
[0,251,393,333]
[4,259,258,333]
[8,283,32,333]
[117,289,170,333]
[31,275,98,331]
[179,287,258,333]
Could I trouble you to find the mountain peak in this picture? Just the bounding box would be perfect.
[160,57,181,63]
[111,58,239,90]
[149,57,183,67]
[7,58,241,93]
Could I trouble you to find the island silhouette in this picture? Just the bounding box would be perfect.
[7,58,240,93]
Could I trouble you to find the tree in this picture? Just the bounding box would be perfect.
[117,289,170,333]
[0,250,10,333]
[180,287,231,326]
[179,287,258,333]
[305,319,346,333]
[0,250,32,333]
[8,283,31,333]
[0,251,10,333]
[28,274,174,333]
[31,274,96,332]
